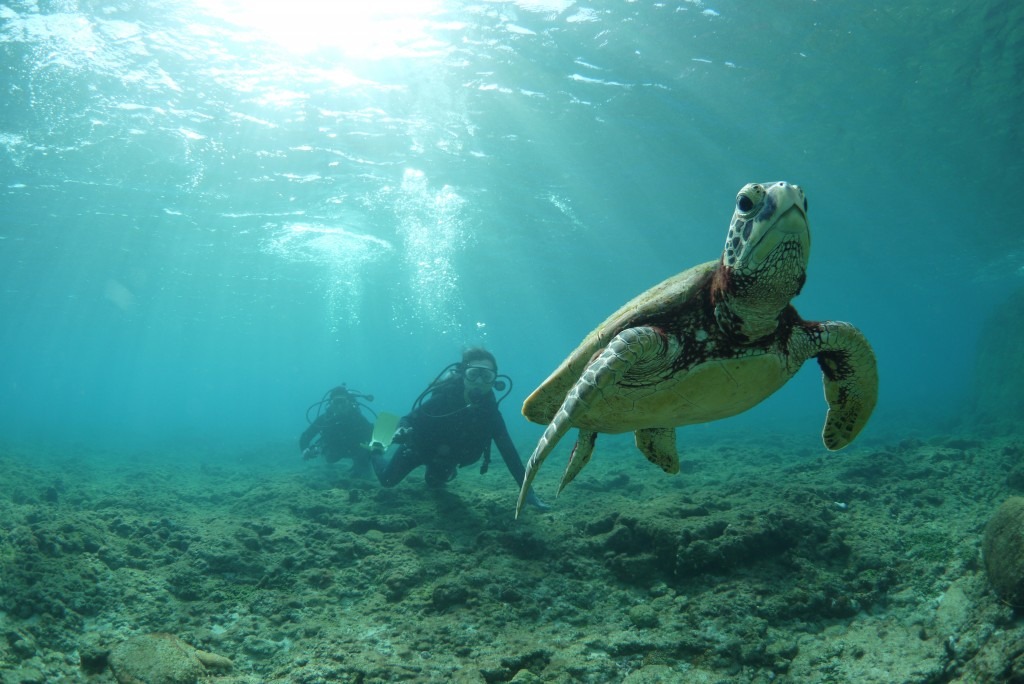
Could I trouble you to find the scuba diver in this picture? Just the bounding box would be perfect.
[299,384,376,477]
[370,347,549,511]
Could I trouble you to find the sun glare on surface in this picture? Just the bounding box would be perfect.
[194,0,450,59]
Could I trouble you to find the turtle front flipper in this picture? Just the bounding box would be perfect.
[634,427,680,474]
[515,325,669,517]
[798,321,878,450]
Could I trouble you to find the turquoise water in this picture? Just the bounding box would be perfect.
[1,0,1021,449]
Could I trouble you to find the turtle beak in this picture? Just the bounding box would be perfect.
[774,204,807,234]
[748,203,809,264]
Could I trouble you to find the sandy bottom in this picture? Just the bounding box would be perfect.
[1,428,1023,683]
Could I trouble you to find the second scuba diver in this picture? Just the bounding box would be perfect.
[299,384,376,477]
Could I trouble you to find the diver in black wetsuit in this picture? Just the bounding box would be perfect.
[370,348,548,511]
[299,385,375,476]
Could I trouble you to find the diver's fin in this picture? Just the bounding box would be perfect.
[370,412,401,450]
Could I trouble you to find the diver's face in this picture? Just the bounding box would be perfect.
[463,362,496,399]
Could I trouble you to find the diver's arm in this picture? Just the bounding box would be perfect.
[299,417,324,451]
[492,415,549,510]
[494,427,527,486]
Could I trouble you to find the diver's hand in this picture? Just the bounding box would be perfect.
[526,489,551,512]
[391,426,413,445]
[302,447,317,461]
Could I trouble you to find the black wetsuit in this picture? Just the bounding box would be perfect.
[371,379,528,489]
[300,404,373,464]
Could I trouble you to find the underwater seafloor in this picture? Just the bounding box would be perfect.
[2,423,1023,683]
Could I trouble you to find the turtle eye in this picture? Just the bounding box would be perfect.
[735,183,765,217]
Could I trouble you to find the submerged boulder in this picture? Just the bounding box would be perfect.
[108,633,232,684]
[983,496,1024,607]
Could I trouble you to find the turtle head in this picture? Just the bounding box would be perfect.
[714,182,810,341]
[723,181,810,277]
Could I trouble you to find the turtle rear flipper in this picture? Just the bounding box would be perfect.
[806,321,878,450]
[634,427,680,474]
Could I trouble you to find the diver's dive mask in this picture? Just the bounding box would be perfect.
[464,365,497,385]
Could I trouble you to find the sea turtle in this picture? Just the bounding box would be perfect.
[515,181,878,517]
